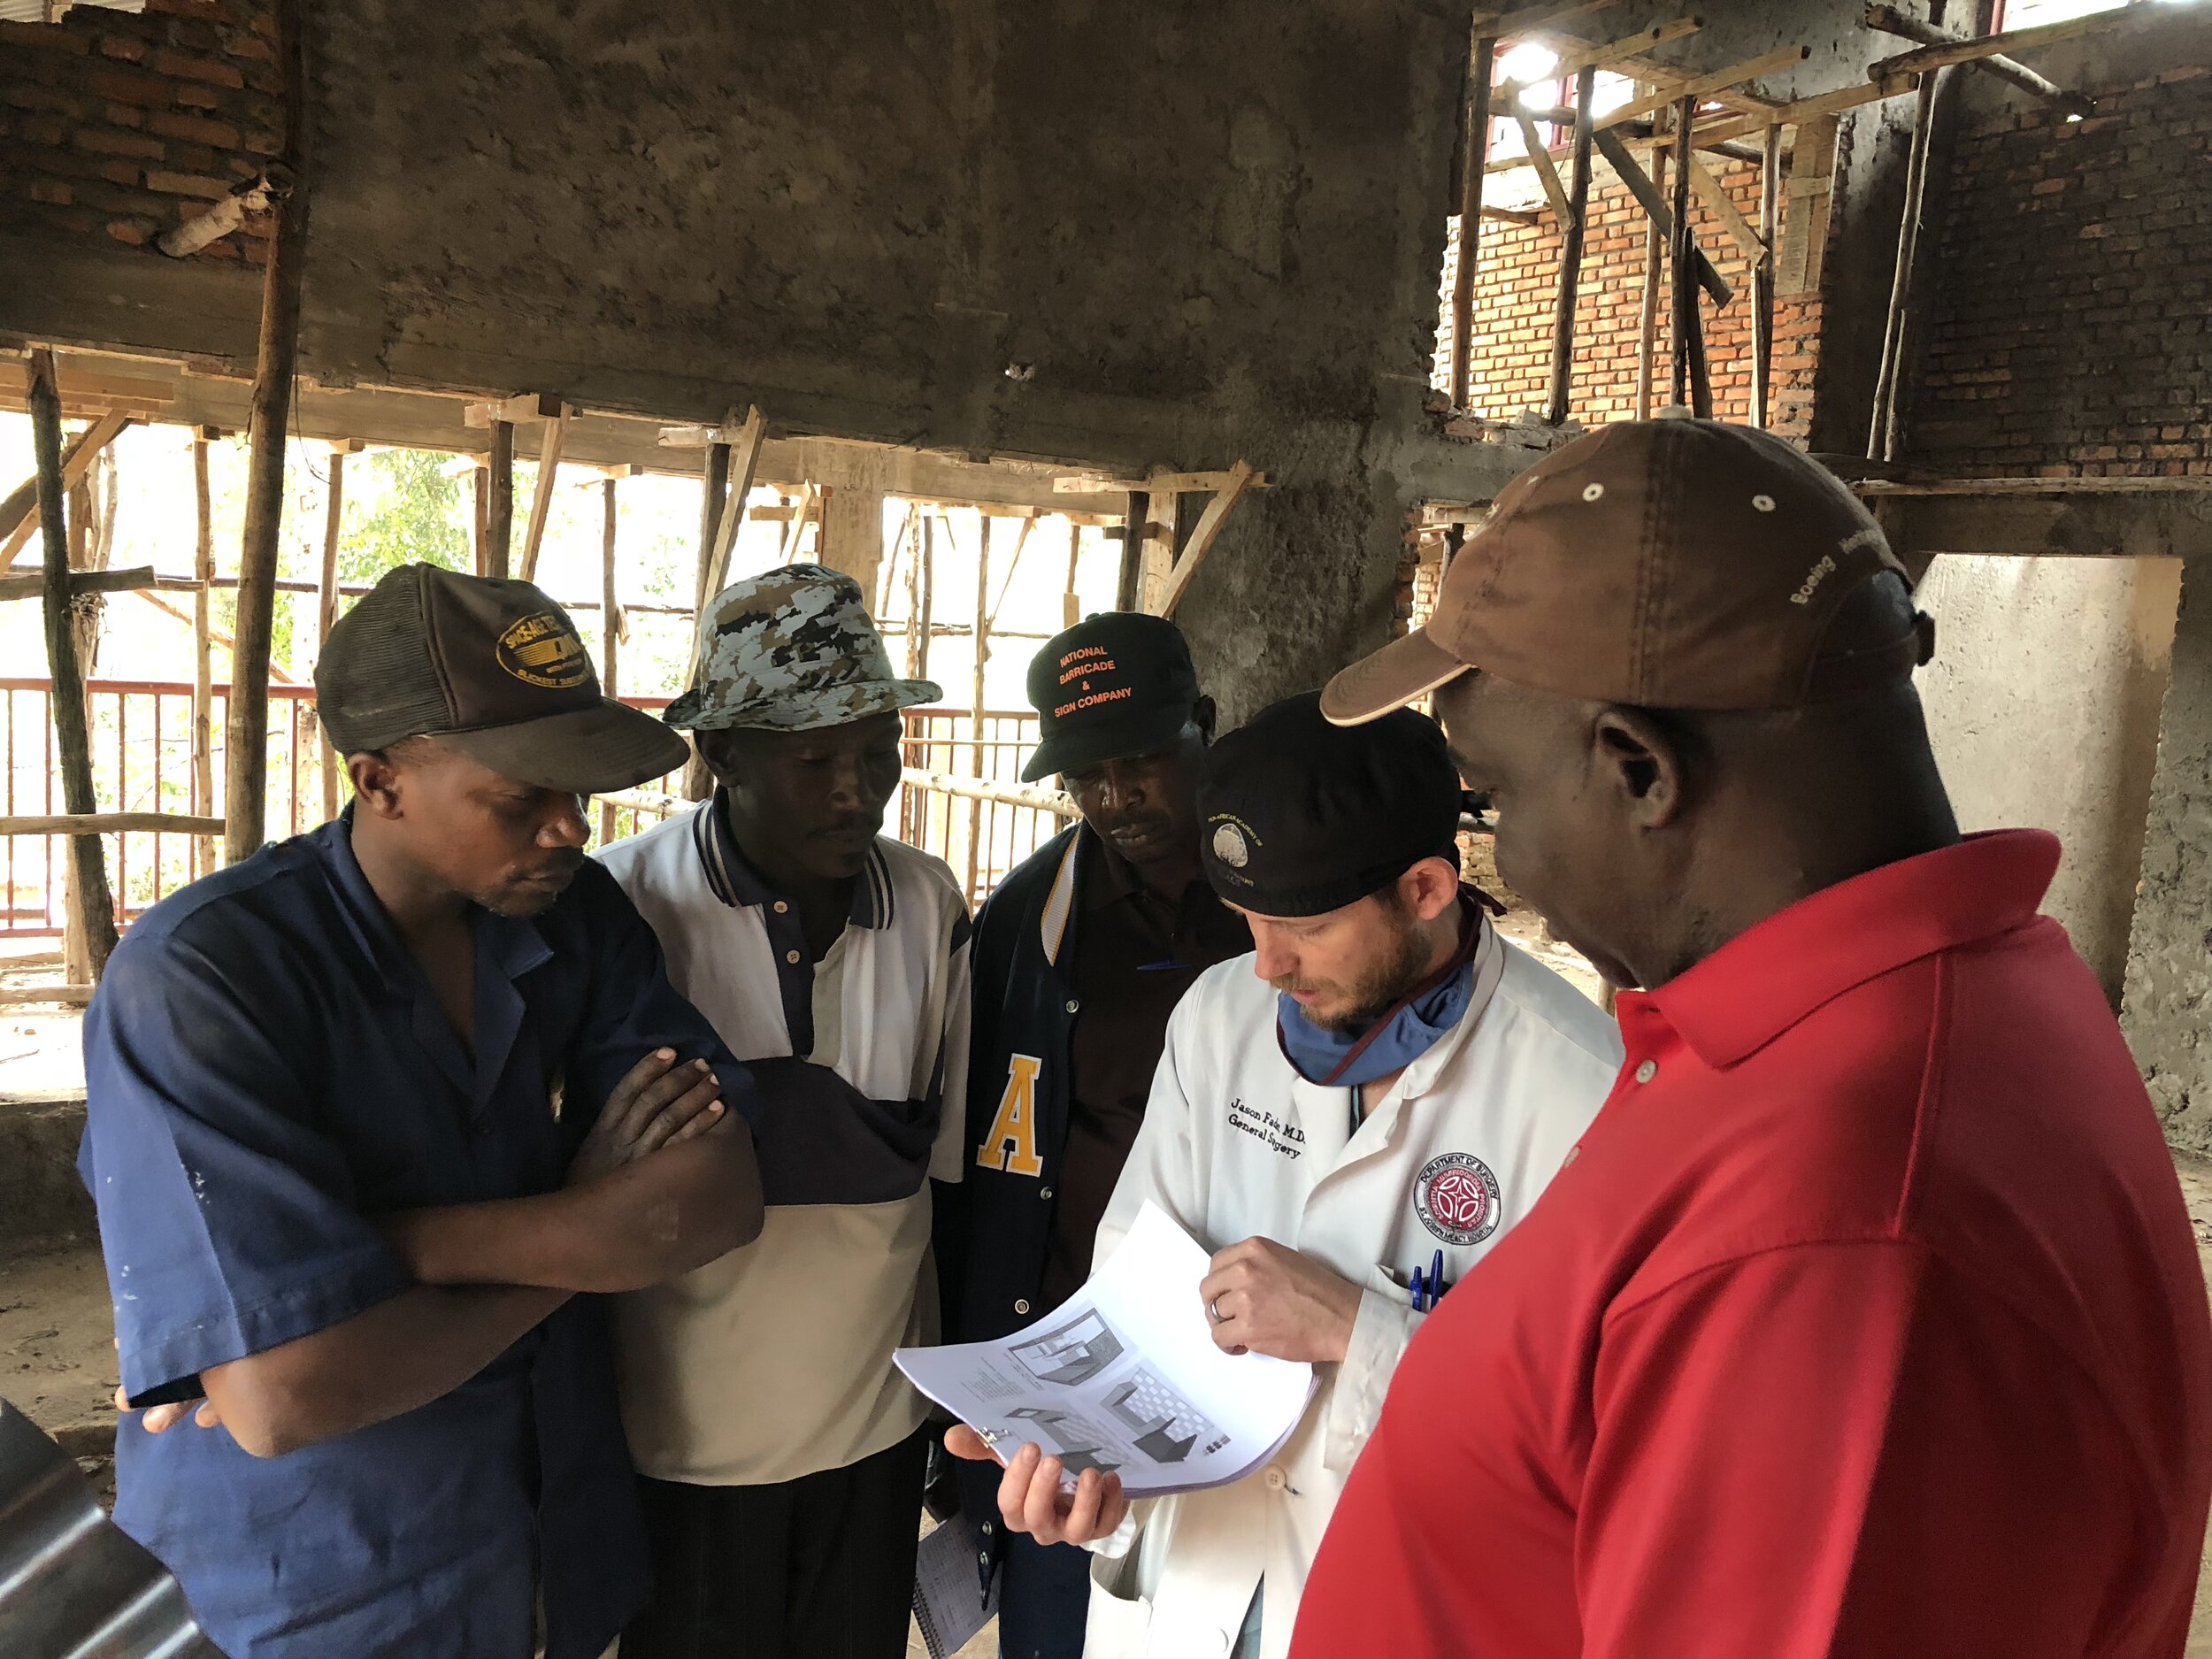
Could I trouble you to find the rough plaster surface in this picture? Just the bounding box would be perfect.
[2126,557,2212,1153]
[1916,554,2181,1002]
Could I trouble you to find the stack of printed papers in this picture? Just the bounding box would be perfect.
[897,1203,1315,1499]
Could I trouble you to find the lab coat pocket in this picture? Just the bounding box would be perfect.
[1085,1548,1153,1657]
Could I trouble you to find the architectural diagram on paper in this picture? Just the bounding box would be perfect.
[895,1202,1315,1499]
[1008,1309,1125,1386]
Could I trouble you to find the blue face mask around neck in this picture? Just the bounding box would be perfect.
[1275,912,1482,1089]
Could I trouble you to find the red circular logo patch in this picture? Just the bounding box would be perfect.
[1414,1152,1502,1246]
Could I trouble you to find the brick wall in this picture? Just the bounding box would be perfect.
[1433,154,1821,441]
[1909,65,2212,477]
[0,0,280,260]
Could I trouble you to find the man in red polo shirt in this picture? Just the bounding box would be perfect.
[1294,418,2212,1659]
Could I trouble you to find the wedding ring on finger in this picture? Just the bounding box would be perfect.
[1208,1295,1226,1325]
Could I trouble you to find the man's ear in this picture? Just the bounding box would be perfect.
[1193,695,1217,744]
[348,751,403,819]
[1401,854,1463,923]
[1589,705,1686,830]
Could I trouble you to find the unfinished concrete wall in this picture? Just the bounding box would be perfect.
[1916,553,2181,1002]
[2125,557,2212,1153]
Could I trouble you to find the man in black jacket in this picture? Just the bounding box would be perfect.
[943,613,1248,1659]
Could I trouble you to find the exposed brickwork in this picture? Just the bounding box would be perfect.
[0,0,280,261]
[1910,66,2212,477]
[1432,155,1821,441]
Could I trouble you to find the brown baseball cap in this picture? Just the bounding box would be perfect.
[1321,419,1934,725]
[316,564,689,794]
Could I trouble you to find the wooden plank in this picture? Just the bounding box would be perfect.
[1052,468,1270,495]
[0,984,95,1008]
[1683,144,1766,265]
[463,391,565,427]
[0,565,183,603]
[192,433,217,870]
[1775,114,1837,296]
[1694,80,1898,152]
[1869,9,2146,81]
[1158,461,1256,619]
[0,410,131,568]
[26,350,119,980]
[1863,4,2093,115]
[901,767,1075,818]
[517,403,571,583]
[1516,111,1577,223]
[1,812,227,836]
[317,448,344,822]
[699,405,766,607]
[1509,15,1702,88]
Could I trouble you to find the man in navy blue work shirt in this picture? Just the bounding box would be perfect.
[80,565,768,1659]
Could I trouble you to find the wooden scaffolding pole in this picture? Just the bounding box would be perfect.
[226,0,308,866]
[27,351,119,979]
[1870,71,1939,462]
[598,476,620,845]
[680,405,767,802]
[1449,33,1496,411]
[1667,96,1712,417]
[518,404,571,584]
[903,510,926,676]
[471,464,489,577]
[1633,95,1668,420]
[190,428,217,872]
[1545,65,1598,427]
[916,514,937,684]
[1063,519,1082,630]
[1752,123,1782,429]
[698,433,731,600]
[316,449,345,823]
[485,420,514,579]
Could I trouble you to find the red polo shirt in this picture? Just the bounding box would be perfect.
[1290,831,2212,1659]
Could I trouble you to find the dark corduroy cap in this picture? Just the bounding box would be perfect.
[316,564,687,794]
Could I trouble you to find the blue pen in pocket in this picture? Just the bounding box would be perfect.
[1409,1248,1449,1312]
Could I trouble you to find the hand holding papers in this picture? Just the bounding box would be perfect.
[897,1202,1316,1500]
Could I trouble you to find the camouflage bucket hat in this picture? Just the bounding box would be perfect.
[664,563,943,732]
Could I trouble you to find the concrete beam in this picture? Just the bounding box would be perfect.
[0,338,1134,517]
[1873,490,2212,573]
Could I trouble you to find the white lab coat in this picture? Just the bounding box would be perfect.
[1083,918,1623,1659]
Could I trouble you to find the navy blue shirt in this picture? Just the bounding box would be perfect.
[78,814,758,1659]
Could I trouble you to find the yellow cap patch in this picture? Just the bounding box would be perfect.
[496,612,591,689]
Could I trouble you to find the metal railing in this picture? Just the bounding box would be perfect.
[899,708,1067,909]
[0,685,1060,935]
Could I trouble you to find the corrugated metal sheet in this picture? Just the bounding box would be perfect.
[0,1401,227,1658]
[0,1,149,21]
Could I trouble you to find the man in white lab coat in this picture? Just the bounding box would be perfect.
[950,692,1624,1659]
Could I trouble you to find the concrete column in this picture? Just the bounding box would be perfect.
[2123,555,2212,1154]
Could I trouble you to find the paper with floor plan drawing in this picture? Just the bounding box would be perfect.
[896,1202,1316,1498]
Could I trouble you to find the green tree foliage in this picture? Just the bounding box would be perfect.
[342,449,469,583]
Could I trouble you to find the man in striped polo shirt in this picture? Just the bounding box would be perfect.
[598,565,972,1659]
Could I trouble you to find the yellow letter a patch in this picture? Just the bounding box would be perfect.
[975,1054,1044,1177]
